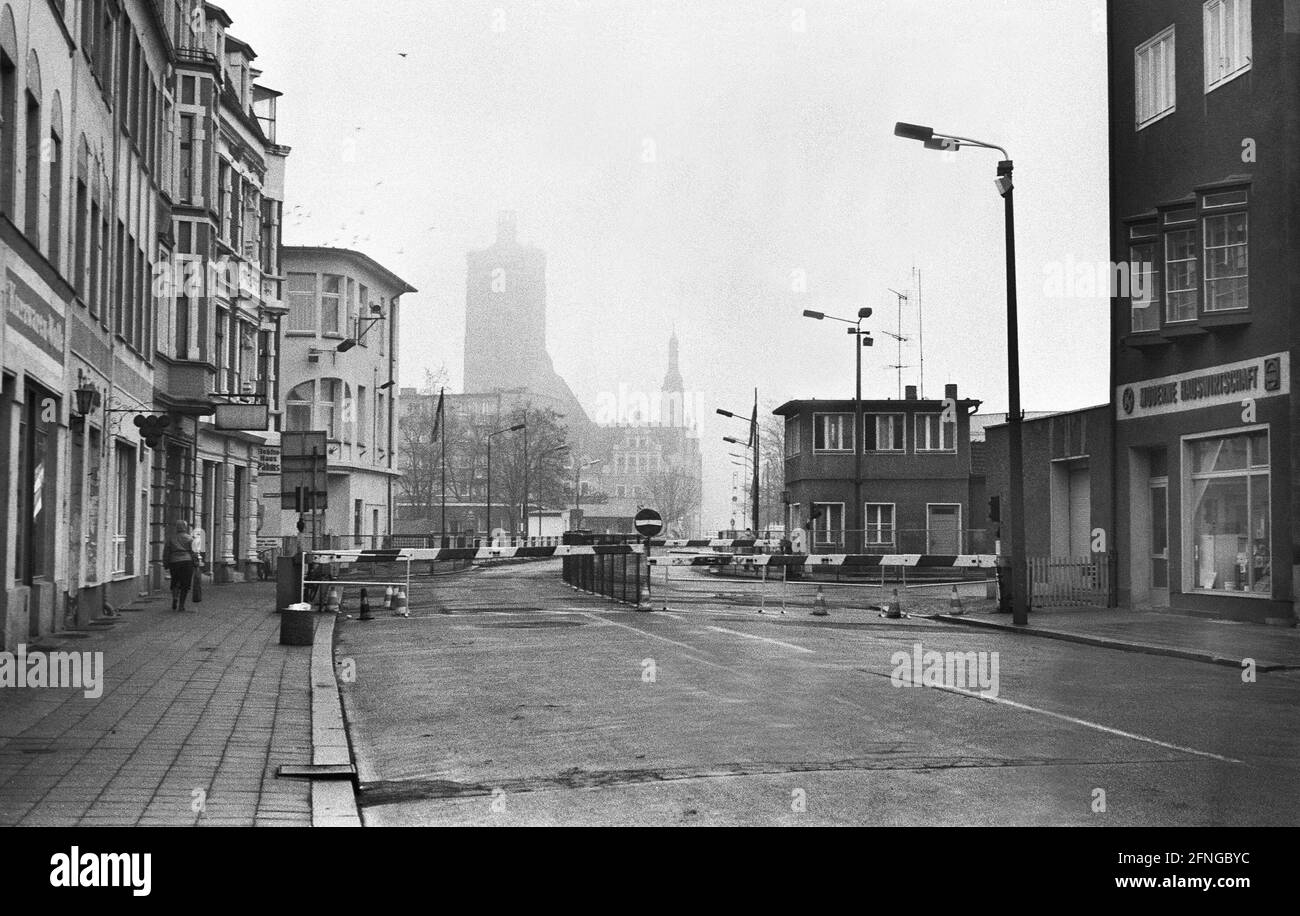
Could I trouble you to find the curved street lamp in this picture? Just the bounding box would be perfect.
[486,423,525,542]
[894,120,1026,626]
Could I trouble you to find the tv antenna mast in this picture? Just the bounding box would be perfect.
[884,288,912,399]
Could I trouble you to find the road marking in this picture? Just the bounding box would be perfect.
[581,614,734,670]
[897,675,1241,764]
[704,626,814,654]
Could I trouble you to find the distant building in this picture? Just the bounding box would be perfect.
[775,384,983,553]
[262,247,416,546]
[583,331,703,537]
[462,211,590,429]
[1107,0,1297,623]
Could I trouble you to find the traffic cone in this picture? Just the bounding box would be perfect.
[948,585,964,615]
[393,586,409,617]
[883,587,903,619]
[637,583,652,611]
[325,586,341,615]
[811,585,829,617]
[359,587,374,621]
[383,585,394,614]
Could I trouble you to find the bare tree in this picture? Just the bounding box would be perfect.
[645,469,702,538]
[492,404,572,534]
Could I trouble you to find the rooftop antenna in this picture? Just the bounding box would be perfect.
[884,288,912,399]
[915,265,925,399]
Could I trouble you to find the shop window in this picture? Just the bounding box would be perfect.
[813,413,852,451]
[113,442,136,575]
[1186,429,1269,594]
[15,384,57,584]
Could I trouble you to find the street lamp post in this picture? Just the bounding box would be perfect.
[718,389,760,536]
[526,443,569,537]
[894,120,1027,626]
[572,457,601,530]
[803,308,873,553]
[486,423,525,544]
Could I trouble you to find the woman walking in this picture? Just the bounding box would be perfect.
[167,520,197,612]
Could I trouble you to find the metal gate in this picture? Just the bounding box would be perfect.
[1028,553,1116,608]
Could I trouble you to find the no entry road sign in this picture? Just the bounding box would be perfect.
[634,508,664,538]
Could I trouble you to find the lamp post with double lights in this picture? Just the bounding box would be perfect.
[572,457,602,530]
[486,423,524,543]
[802,307,873,553]
[893,120,1027,626]
[718,389,760,536]
[526,443,569,537]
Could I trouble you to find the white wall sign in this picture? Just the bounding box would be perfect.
[1117,353,1289,421]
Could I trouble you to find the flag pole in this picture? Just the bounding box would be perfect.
[438,388,447,545]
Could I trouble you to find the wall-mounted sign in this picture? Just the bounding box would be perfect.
[1117,352,1289,421]
[258,445,281,474]
[214,402,270,430]
[5,270,65,362]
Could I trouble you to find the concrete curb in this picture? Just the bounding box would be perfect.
[310,614,362,827]
[930,612,1295,672]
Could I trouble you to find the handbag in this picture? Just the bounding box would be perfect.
[191,558,203,603]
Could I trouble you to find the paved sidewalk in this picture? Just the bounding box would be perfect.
[0,581,317,826]
[935,604,1300,670]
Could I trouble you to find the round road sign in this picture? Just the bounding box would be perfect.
[634,508,664,538]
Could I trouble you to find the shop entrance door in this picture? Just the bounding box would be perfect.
[1149,478,1169,607]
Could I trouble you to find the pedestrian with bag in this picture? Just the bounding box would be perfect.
[167,520,197,612]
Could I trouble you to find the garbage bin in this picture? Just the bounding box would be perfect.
[280,602,315,646]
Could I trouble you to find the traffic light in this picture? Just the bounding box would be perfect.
[988,495,1001,523]
[133,414,171,449]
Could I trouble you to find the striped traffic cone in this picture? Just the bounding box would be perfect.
[948,585,964,615]
[637,583,652,611]
[810,585,829,617]
[359,587,374,621]
[393,586,409,617]
[383,585,394,614]
[325,586,341,615]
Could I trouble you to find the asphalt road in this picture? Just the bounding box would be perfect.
[335,560,1300,826]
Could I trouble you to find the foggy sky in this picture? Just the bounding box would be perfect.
[219,0,1110,530]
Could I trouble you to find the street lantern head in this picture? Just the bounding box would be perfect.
[894,121,934,142]
[336,338,357,353]
[857,307,872,319]
[716,408,735,418]
[862,335,874,347]
[509,423,525,432]
[801,310,824,320]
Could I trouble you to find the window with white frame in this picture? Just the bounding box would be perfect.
[113,441,135,575]
[813,413,852,451]
[1164,212,1198,322]
[1129,222,1160,332]
[286,272,316,332]
[1204,0,1250,92]
[865,413,904,451]
[915,413,955,451]
[1186,428,1269,594]
[285,382,312,431]
[321,274,342,335]
[1203,197,1248,312]
[811,502,843,547]
[1135,26,1176,128]
[865,503,895,546]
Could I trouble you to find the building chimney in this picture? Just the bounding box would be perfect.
[944,383,958,400]
[904,385,918,400]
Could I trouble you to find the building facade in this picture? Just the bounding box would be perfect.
[262,246,414,547]
[157,3,289,583]
[1107,0,1298,623]
[985,405,1114,560]
[776,384,984,553]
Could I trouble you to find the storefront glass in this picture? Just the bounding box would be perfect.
[1186,430,1269,594]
